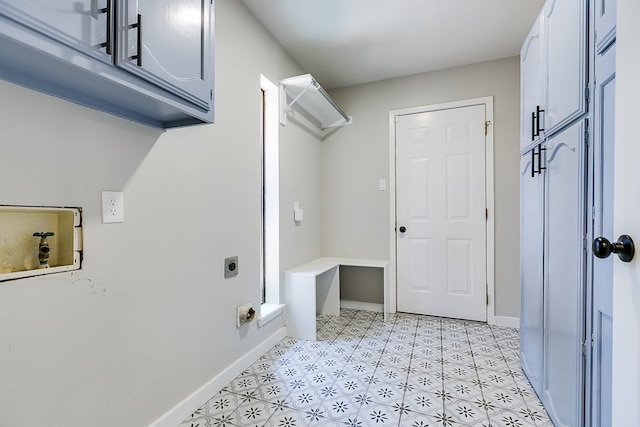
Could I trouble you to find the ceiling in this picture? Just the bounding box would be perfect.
[240,0,545,90]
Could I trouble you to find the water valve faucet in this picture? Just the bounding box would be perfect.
[33,232,55,269]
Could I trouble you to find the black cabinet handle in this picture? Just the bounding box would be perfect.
[536,105,545,135]
[531,106,545,141]
[399,226,407,233]
[130,14,142,66]
[537,144,546,173]
[593,235,635,263]
[99,0,112,55]
[530,144,546,179]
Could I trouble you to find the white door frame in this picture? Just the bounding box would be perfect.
[388,97,496,324]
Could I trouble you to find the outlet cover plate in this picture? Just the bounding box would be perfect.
[224,256,238,278]
[101,191,124,223]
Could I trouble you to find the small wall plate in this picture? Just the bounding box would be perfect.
[224,256,238,278]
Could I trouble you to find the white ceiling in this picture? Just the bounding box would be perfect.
[240,0,545,89]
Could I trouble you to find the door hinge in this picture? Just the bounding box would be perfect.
[484,120,492,136]
[583,234,589,251]
[210,89,213,100]
[582,340,587,358]
[585,84,590,105]
[584,121,590,145]
[486,285,489,306]
[485,208,488,221]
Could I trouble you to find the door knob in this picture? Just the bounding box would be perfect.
[399,226,406,233]
[592,235,635,263]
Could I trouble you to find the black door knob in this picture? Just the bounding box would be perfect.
[593,235,635,263]
[399,226,406,233]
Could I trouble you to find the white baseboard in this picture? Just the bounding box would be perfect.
[491,316,520,329]
[149,327,287,427]
[340,299,383,313]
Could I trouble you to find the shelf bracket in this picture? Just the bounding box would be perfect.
[279,74,352,130]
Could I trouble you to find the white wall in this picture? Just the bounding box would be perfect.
[0,1,323,426]
[323,57,521,318]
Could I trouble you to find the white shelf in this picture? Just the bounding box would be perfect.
[280,74,352,129]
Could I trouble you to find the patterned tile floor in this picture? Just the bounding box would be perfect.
[179,309,552,427]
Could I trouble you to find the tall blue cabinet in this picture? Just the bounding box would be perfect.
[520,0,618,425]
[519,0,590,426]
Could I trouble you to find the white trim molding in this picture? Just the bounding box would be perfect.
[149,327,287,427]
[340,299,384,313]
[491,316,520,329]
[259,303,285,327]
[261,74,281,305]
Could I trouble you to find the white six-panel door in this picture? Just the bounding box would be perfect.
[396,104,487,321]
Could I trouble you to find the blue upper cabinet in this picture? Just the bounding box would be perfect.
[520,0,588,152]
[118,0,213,110]
[0,1,112,63]
[544,0,588,136]
[520,14,545,152]
[0,0,214,129]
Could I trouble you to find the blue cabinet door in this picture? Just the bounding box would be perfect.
[0,0,111,63]
[543,119,587,427]
[520,14,545,153]
[544,0,588,136]
[520,148,545,397]
[118,0,213,109]
[595,0,616,54]
[589,42,616,427]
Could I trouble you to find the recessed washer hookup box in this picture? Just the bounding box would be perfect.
[0,205,82,282]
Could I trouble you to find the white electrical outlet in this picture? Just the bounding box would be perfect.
[101,191,124,223]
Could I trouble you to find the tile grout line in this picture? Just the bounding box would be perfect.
[395,314,421,427]
[305,309,362,426]
[438,318,448,425]
[322,310,378,426]
[352,311,398,425]
[463,321,492,425]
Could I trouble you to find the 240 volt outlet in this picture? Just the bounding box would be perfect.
[224,256,238,278]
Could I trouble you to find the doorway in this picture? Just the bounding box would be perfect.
[389,97,494,321]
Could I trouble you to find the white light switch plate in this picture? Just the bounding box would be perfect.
[102,191,124,223]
